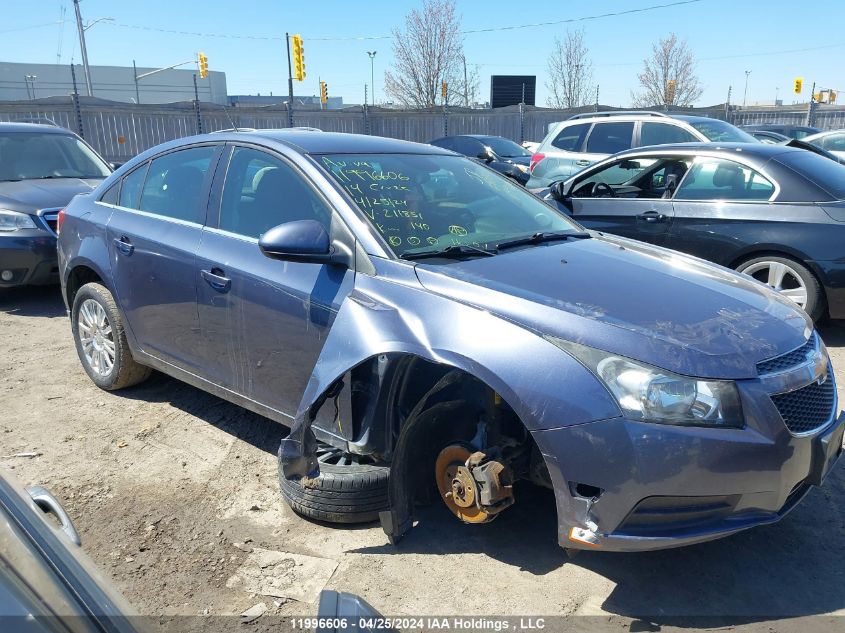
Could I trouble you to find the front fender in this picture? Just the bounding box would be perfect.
[280,273,620,480]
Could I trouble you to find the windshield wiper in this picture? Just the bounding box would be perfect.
[400,244,497,261]
[496,231,590,251]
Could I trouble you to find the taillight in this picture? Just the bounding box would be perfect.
[529,153,545,172]
[56,209,66,234]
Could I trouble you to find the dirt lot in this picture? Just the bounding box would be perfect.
[2,285,844,630]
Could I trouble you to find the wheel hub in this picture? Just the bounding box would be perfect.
[435,445,495,524]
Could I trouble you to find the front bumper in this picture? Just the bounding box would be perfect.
[533,401,844,552]
[0,231,59,287]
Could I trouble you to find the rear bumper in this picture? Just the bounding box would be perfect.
[533,404,844,552]
[0,232,59,287]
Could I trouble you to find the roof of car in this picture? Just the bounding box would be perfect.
[230,130,452,155]
[614,141,800,158]
[0,122,76,135]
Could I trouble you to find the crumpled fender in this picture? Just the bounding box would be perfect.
[280,273,620,480]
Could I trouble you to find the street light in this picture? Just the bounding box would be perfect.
[367,51,377,106]
[72,0,113,97]
[743,70,751,108]
[83,16,113,31]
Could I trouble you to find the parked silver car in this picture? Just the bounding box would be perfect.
[526,111,757,188]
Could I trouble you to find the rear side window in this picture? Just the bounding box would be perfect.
[585,122,634,154]
[550,122,590,151]
[119,163,148,209]
[99,182,119,205]
[818,133,845,152]
[675,158,774,201]
[640,122,699,146]
[138,146,216,223]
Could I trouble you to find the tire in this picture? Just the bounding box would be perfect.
[736,255,825,321]
[279,444,390,524]
[71,282,151,390]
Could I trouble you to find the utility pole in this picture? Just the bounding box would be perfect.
[724,85,732,122]
[69,63,84,138]
[774,86,779,106]
[132,60,140,104]
[285,33,295,127]
[364,83,368,108]
[806,81,816,127]
[367,51,377,106]
[193,74,203,134]
[463,56,468,107]
[743,70,751,107]
[72,0,93,96]
[595,85,599,112]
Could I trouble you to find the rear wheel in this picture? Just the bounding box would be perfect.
[279,443,390,524]
[71,283,151,390]
[736,256,825,321]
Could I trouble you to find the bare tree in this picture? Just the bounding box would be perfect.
[632,33,703,108]
[456,57,481,107]
[384,0,466,108]
[545,29,595,109]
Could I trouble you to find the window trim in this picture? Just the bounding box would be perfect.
[583,120,635,155]
[636,121,703,147]
[672,155,779,203]
[549,121,593,153]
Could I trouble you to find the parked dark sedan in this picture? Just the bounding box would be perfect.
[429,134,531,184]
[0,123,111,289]
[741,124,821,140]
[543,142,845,320]
[59,131,842,552]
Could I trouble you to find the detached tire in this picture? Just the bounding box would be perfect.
[71,282,151,390]
[279,444,390,524]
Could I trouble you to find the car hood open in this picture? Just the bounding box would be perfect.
[0,178,103,211]
[413,235,811,380]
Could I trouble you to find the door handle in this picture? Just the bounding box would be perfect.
[27,486,81,546]
[575,159,591,166]
[201,267,231,292]
[637,211,666,223]
[113,236,134,255]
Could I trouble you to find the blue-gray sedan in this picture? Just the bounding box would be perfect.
[57,131,843,551]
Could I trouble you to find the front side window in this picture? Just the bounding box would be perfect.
[674,157,774,201]
[550,122,590,152]
[319,153,579,257]
[0,132,110,181]
[138,146,216,223]
[818,133,845,152]
[219,147,332,238]
[585,122,635,154]
[640,122,699,146]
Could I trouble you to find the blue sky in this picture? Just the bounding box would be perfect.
[3,0,843,107]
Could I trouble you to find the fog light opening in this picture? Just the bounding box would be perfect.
[1,270,13,282]
[569,482,603,500]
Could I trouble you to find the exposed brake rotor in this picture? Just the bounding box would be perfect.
[435,444,514,524]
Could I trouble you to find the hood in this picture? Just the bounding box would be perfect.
[413,236,811,380]
[0,178,103,211]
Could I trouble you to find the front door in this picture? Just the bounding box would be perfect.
[196,145,355,417]
[106,144,220,371]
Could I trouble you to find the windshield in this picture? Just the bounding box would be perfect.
[775,150,845,200]
[0,132,111,181]
[319,153,579,257]
[687,120,758,143]
[482,137,531,158]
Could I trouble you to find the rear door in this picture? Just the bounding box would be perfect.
[196,144,355,416]
[577,121,636,169]
[106,144,220,371]
[530,122,592,185]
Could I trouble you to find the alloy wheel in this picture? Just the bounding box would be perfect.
[78,299,115,377]
[740,260,808,309]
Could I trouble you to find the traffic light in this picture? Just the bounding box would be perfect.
[793,77,803,94]
[320,81,328,104]
[292,35,305,81]
[830,90,837,104]
[197,52,209,79]
[441,81,448,99]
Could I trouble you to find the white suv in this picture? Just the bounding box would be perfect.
[526,112,757,188]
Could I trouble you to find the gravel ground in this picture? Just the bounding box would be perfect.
[1,285,844,631]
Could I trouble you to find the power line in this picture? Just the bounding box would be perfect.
[0,20,62,35]
[102,1,706,42]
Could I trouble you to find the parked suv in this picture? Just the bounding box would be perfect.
[58,131,842,552]
[526,112,757,188]
[0,122,111,289]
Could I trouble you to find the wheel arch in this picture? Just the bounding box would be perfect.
[64,259,111,309]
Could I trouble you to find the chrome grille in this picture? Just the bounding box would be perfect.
[757,335,816,376]
[771,369,835,435]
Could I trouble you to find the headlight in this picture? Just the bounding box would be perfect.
[548,337,743,427]
[0,209,38,232]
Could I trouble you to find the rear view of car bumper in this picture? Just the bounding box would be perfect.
[0,233,59,288]
[533,406,844,552]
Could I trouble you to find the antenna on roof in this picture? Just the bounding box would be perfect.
[220,103,239,132]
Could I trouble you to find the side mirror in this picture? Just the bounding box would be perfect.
[259,219,336,265]
[549,180,572,201]
[109,162,123,171]
[665,173,679,193]
[477,148,494,162]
